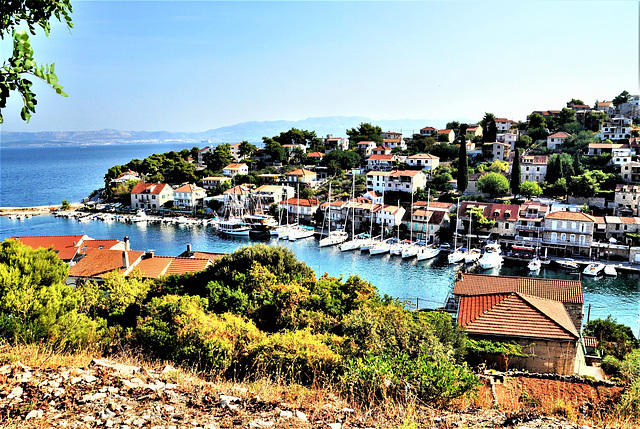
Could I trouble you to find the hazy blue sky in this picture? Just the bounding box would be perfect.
[2,1,638,132]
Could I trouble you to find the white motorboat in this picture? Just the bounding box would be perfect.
[528,258,542,271]
[556,258,580,271]
[604,265,617,276]
[369,240,392,255]
[464,248,482,264]
[479,244,503,270]
[416,245,441,261]
[288,225,316,241]
[448,247,467,264]
[319,230,349,247]
[583,263,605,277]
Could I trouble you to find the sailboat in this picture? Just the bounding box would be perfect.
[319,182,348,247]
[288,184,315,241]
[340,176,365,251]
[448,197,466,264]
[464,215,481,264]
[389,199,405,255]
[360,200,378,251]
[369,186,392,255]
[416,189,441,261]
[401,192,419,259]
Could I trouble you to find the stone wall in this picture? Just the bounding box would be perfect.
[563,303,584,332]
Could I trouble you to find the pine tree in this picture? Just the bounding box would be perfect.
[457,139,468,193]
[510,149,521,196]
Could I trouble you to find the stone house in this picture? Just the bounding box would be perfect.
[130,183,174,210]
[202,176,232,190]
[546,132,570,150]
[614,184,640,216]
[621,161,640,183]
[518,155,548,183]
[542,211,595,257]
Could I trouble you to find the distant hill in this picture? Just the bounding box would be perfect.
[0,116,474,146]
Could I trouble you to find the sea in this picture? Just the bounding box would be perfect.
[1,143,639,334]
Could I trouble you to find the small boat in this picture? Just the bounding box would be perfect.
[556,258,579,271]
[528,258,542,272]
[464,248,482,264]
[389,239,405,256]
[416,245,441,261]
[583,263,605,277]
[401,243,420,259]
[339,234,370,252]
[448,247,467,264]
[479,243,503,270]
[288,225,316,241]
[604,265,617,277]
[319,230,349,247]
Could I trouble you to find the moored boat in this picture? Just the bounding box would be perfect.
[216,218,251,236]
[319,230,349,247]
[528,258,542,272]
[555,258,580,271]
[604,265,617,276]
[582,262,605,277]
[416,245,441,261]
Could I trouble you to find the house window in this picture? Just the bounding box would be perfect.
[570,234,576,242]
[560,233,567,241]
[551,232,557,241]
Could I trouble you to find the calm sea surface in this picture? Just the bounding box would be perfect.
[0,144,639,334]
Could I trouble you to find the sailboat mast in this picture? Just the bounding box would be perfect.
[426,188,430,244]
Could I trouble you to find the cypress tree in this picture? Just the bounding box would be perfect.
[457,138,468,193]
[510,149,521,196]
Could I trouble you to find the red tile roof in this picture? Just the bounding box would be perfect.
[223,163,247,170]
[287,168,316,177]
[546,211,594,222]
[389,170,422,177]
[82,239,123,250]
[367,154,395,161]
[131,183,170,195]
[174,184,204,193]
[453,273,583,304]
[165,257,211,276]
[280,198,320,207]
[438,129,453,134]
[420,126,436,131]
[69,249,145,278]
[548,132,570,139]
[383,138,401,143]
[12,235,87,252]
[307,152,325,158]
[459,202,520,222]
[413,201,454,210]
[459,293,579,341]
[357,141,375,145]
[408,153,439,159]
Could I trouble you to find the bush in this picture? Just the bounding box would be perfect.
[249,329,342,384]
[136,295,263,373]
[342,345,479,406]
[601,355,622,380]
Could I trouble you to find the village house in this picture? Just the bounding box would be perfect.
[67,248,146,284]
[599,117,632,141]
[133,255,213,279]
[109,170,141,187]
[382,136,405,151]
[130,183,174,210]
[519,155,548,183]
[494,118,516,132]
[452,272,584,333]
[197,146,211,167]
[406,153,439,172]
[282,143,306,159]
[514,201,550,244]
[437,129,455,143]
[604,216,640,243]
[283,168,318,187]
[413,201,455,213]
[587,142,628,157]
[465,124,483,138]
[596,101,614,114]
[254,184,295,206]
[306,151,325,161]
[321,134,349,152]
[611,145,632,166]
[386,170,427,193]
[229,142,242,161]
[621,161,640,183]
[278,198,321,225]
[366,154,397,171]
[490,142,511,162]
[373,203,405,231]
[319,199,349,231]
[221,184,252,213]
[371,146,392,155]
[406,208,448,244]
[458,290,579,375]
[419,126,437,137]
[458,201,520,239]
[546,132,570,150]
[614,184,640,216]
[222,163,249,177]
[11,234,91,262]
[173,184,207,210]
[365,171,389,194]
[616,95,640,119]
[542,211,595,257]
[202,176,232,190]
[356,141,377,157]
[496,131,518,149]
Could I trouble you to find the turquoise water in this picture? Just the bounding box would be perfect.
[1,215,639,334]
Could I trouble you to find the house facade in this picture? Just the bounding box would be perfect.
[356,141,377,157]
[542,211,595,256]
[278,198,320,224]
[437,129,455,143]
[600,117,632,140]
[621,161,640,183]
[366,154,397,171]
[614,184,640,216]
[519,155,548,183]
[546,132,570,150]
[491,142,511,161]
[202,176,232,190]
[322,134,349,152]
[130,183,174,210]
[222,163,249,177]
[406,153,440,172]
[173,184,207,210]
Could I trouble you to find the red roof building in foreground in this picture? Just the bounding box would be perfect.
[452,273,583,331]
[458,291,579,375]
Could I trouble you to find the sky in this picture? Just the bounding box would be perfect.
[1,0,638,133]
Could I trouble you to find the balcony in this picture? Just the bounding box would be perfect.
[541,238,590,248]
[516,225,543,233]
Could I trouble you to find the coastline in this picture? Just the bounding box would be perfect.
[0,202,84,216]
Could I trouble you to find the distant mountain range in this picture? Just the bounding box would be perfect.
[0,116,475,146]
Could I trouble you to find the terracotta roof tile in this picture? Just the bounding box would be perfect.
[287,168,316,177]
[367,154,395,161]
[12,235,87,252]
[453,273,583,304]
[69,249,145,278]
[460,293,579,341]
[131,183,170,195]
[546,211,594,222]
[165,257,211,276]
[548,132,570,138]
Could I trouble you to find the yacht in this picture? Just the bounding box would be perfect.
[464,248,482,264]
[369,239,392,255]
[216,218,251,236]
[448,247,467,264]
[416,245,441,261]
[582,263,605,277]
[479,243,503,270]
[401,243,420,259]
[319,230,349,247]
[287,225,316,241]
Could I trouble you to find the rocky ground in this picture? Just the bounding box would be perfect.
[0,358,628,429]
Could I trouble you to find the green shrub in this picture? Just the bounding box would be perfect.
[136,295,262,372]
[601,354,622,380]
[249,329,342,384]
[342,345,479,406]
[0,240,104,349]
[616,378,640,421]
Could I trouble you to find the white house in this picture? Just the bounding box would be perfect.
[222,163,249,177]
[322,134,349,152]
[229,142,242,161]
[366,171,390,194]
[491,142,511,161]
[284,168,318,186]
[130,183,174,210]
[611,146,633,166]
[420,126,437,137]
[254,185,295,205]
[546,132,571,150]
[381,131,402,140]
[437,129,455,143]
[621,161,640,183]
[495,118,516,132]
[406,153,440,172]
[366,154,397,171]
[497,132,519,150]
[202,176,232,190]
[356,141,377,157]
[174,184,207,210]
[518,155,548,183]
[600,117,632,141]
[386,170,427,193]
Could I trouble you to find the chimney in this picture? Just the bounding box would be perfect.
[456,271,463,281]
[145,250,155,259]
[187,244,192,255]
[124,236,130,251]
[122,251,130,269]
